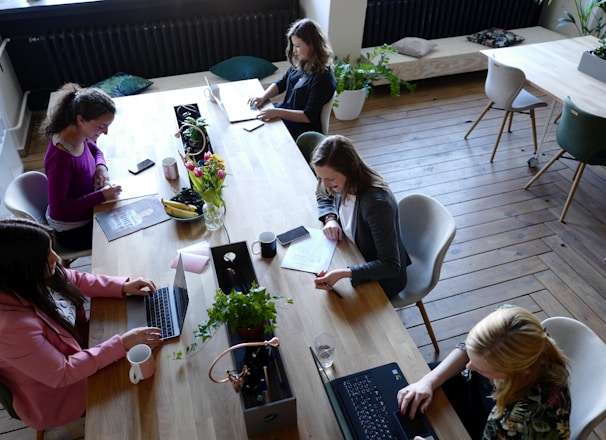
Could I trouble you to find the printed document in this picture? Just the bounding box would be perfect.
[280,228,337,274]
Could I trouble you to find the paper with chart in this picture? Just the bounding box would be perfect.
[280,228,337,274]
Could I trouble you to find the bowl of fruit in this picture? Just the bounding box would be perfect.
[161,188,205,222]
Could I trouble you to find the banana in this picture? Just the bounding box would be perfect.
[163,204,200,219]
[161,199,198,212]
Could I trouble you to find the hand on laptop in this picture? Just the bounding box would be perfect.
[122,278,157,296]
[121,326,162,350]
[397,379,434,419]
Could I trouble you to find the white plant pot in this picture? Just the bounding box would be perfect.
[577,51,606,84]
[333,89,367,121]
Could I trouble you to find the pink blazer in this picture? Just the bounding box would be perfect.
[0,270,128,430]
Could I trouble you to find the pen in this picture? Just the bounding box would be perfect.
[315,273,343,299]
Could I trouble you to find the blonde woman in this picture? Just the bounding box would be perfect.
[398,306,570,439]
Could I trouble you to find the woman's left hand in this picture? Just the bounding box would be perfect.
[94,165,110,189]
[257,108,279,122]
[122,278,157,296]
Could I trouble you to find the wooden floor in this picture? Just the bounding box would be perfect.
[4,71,606,439]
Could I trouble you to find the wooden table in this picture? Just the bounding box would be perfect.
[481,36,606,159]
[87,83,469,440]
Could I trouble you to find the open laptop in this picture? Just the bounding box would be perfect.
[310,347,438,440]
[126,255,189,340]
[204,77,261,123]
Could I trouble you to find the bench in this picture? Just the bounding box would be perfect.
[361,26,567,83]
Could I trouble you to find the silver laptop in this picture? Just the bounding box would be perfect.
[126,255,189,340]
[205,77,261,123]
[309,347,438,440]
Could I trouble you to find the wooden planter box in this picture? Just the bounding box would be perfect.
[210,242,297,436]
[577,51,606,84]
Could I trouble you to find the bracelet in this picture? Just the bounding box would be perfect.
[323,214,337,224]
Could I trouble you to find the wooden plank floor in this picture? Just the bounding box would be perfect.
[4,71,606,439]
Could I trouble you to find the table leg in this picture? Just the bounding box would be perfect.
[529,98,557,168]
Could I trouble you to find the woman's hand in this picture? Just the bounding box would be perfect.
[257,108,279,122]
[248,96,265,109]
[314,269,350,291]
[122,278,157,296]
[101,184,122,201]
[120,326,162,351]
[397,379,435,419]
[322,218,343,241]
[94,165,110,189]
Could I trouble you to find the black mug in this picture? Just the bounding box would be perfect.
[251,231,277,258]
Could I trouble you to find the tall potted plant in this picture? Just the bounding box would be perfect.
[333,44,416,120]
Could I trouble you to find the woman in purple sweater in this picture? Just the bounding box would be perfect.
[43,83,122,251]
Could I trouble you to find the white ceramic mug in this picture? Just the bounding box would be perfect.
[127,344,155,384]
[162,157,179,180]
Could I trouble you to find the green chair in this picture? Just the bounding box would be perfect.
[524,96,606,222]
[0,381,45,439]
[295,131,326,166]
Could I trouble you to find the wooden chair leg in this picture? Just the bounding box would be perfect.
[529,109,539,154]
[560,162,586,223]
[464,101,494,139]
[490,111,511,163]
[524,149,565,189]
[36,430,45,440]
[507,111,514,133]
[416,301,439,353]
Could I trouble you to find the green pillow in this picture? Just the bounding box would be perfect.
[210,56,278,81]
[89,72,153,97]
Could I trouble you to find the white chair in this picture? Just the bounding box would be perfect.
[542,317,606,440]
[3,171,91,267]
[390,194,456,352]
[464,56,548,163]
[320,92,336,135]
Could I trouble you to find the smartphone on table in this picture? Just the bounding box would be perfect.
[277,226,310,246]
[128,158,155,175]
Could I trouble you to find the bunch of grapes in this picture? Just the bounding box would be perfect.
[171,188,205,214]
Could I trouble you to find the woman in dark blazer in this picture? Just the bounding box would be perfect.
[311,135,411,298]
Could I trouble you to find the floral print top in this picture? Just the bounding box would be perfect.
[483,382,571,439]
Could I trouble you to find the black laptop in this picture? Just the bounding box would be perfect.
[310,347,438,440]
[126,255,189,340]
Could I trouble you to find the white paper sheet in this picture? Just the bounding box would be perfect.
[280,228,337,274]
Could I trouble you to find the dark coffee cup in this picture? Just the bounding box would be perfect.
[251,231,277,258]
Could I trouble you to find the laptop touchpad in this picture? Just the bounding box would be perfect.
[392,410,435,440]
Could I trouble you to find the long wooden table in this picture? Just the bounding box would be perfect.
[87,82,469,439]
[481,36,606,159]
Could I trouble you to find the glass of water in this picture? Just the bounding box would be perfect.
[314,332,336,368]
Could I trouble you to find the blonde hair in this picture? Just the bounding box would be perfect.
[466,306,568,417]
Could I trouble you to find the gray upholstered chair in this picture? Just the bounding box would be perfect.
[542,317,606,440]
[295,131,326,166]
[464,56,548,163]
[390,193,456,352]
[524,96,606,222]
[3,171,91,267]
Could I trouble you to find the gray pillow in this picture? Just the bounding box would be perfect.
[390,37,437,58]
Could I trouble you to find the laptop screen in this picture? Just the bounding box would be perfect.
[173,256,189,331]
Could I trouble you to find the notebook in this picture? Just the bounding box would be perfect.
[310,347,438,440]
[204,77,261,123]
[126,255,190,340]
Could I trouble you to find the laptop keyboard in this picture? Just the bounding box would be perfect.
[342,374,397,440]
[145,289,174,339]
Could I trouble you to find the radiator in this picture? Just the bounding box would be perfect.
[363,0,543,47]
[40,10,296,87]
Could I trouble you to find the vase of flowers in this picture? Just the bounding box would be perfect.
[182,151,227,231]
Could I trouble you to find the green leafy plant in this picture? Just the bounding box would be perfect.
[168,283,292,360]
[181,116,209,144]
[535,0,606,38]
[591,37,606,59]
[333,44,416,106]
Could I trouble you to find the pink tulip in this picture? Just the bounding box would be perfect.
[185,161,195,171]
[204,151,212,161]
[217,170,226,180]
[193,167,203,178]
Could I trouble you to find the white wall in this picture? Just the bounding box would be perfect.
[299,0,367,59]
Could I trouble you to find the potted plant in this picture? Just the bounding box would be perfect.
[578,37,606,83]
[535,0,606,38]
[332,44,416,120]
[174,116,210,157]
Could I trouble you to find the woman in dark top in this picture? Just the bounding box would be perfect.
[248,18,336,140]
[311,135,411,298]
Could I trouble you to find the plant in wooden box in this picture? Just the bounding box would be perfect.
[168,283,291,360]
[174,116,210,158]
[579,38,606,83]
[333,44,416,120]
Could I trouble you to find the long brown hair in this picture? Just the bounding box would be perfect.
[285,18,333,74]
[311,135,389,198]
[466,306,569,417]
[0,219,86,343]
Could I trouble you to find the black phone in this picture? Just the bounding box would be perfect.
[128,158,155,174]
[277,226,310,246]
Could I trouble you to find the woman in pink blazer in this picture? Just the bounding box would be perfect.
[0,218,162,431]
